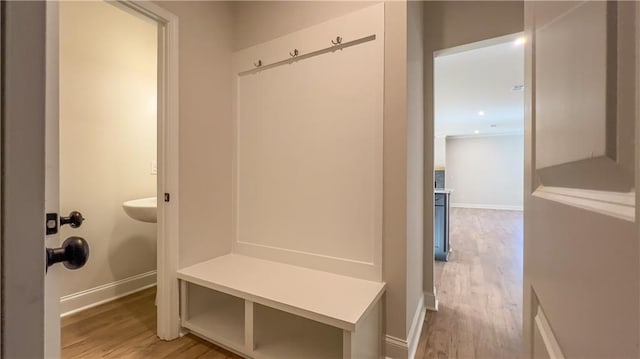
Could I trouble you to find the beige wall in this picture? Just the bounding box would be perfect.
[232,1,376,51]
[423,0,524,306]
[59,1,157,297]
[155,1,235,269]
[406,0,424,337]
[446,134,524,209]
[232,0,412,347]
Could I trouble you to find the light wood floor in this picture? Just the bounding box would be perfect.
[61,288,241,359]
[62,208,522,359]
[415,208,523,359]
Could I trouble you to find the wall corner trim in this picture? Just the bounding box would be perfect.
[60,270,156,317]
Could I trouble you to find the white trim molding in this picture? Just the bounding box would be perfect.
[385,335,409,359]
[407,296,426,359]
[451,203,523,211]
[60,271,156,317]
[434,32,524,58]
[533,185,635,222]
[384,296,426,359]
[446,130,525,140]
[534,305,566,359]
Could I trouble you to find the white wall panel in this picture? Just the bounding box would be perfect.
[232,4,384,280]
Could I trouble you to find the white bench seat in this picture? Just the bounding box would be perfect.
[177,254,385,358]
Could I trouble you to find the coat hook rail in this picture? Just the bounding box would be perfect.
[239,34,376,76]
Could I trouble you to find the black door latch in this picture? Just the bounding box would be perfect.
[46,213,58,235]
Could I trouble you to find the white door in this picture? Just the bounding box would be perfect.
[524,1,639,357]
[2,2,64,358]
[3,2,91,357]
[3,2,180,357]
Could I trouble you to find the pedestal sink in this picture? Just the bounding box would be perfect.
[123,197,157,223]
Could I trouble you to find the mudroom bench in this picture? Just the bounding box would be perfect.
[177,254,386,359]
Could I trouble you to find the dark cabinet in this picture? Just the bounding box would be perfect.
[434,191,450,261]
[435,170,445,189]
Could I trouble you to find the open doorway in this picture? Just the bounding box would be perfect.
[425,33,525,357]
[57,1,159,355]
[54,1,187,357]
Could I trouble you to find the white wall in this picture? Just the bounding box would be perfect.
[233,6,384,277]
[406,0,425,352]
[59,1,157,310]
[155,1,235,269]
[446,134,524,210]
[434,136,446,169]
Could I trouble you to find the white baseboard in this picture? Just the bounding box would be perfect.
[60,270,156,317]
[385,296,426,359]
[424,289,438,312]
[385,335,408,359]
[407,296,426,359]
[451,202,523,211]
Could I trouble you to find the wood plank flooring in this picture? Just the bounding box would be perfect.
[415,208,523,359]
[62,208,522,359]
[61,288,241,359]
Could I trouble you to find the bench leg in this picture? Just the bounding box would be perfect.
[179,280,187,323]
[342,301,382,359]
[343,331,353,359]
[245,301,254,351]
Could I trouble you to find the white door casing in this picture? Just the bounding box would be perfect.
[111,0,181,341]
[524,1,639,358]
[45,1,61,357]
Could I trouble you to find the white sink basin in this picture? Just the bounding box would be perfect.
[123,197,157,223]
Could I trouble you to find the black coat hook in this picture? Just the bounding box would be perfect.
[254,60,262,67]
[289,49,299,57]
[331,36,343,46]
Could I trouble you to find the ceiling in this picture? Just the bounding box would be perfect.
[434,38,525,137]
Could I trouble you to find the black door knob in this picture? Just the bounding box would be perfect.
[60,211,84,228]
[46,236,90,270]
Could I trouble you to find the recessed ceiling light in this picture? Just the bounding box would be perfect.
[474,130,480,134]
[477,111,485,116]
[515,37,526,46]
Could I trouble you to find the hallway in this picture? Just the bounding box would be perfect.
[416,208,523,359]
[62,208,523,359]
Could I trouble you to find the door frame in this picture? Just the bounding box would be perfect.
[428,31,525,309]
[109,0,181,341]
